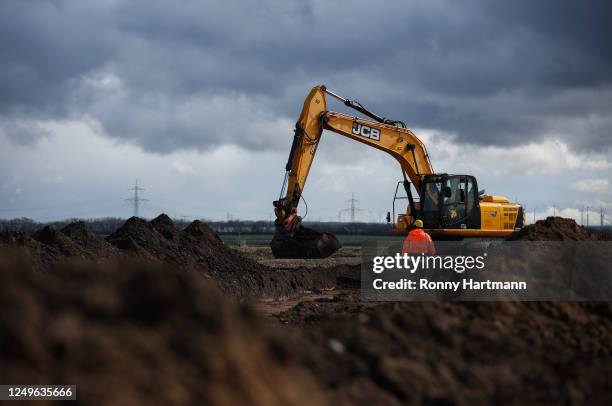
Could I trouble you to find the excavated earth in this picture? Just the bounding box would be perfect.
[1,215,611,405]
[0,214,357,299]
[0,259,325,406]
[514,216,606,241]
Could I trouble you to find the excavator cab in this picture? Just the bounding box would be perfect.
[419,174,481,230]
[391,174,481,233]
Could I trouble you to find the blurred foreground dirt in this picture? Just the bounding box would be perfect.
[1,215,611,405]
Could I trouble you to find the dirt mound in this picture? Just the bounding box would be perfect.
[0,258,325,406]
[150,213,180,240]
[183,219,222,244]
[2,215,357,299]
[33,226,87,257]
[5,217,148,268]
[60,221,117,257]
[1,223,115,268]
[517,217,600,241]
[283,298,612,404]
[106,216,172,260]
[0,232,63,270]
[105,214,254,270]
[103,215,361,298]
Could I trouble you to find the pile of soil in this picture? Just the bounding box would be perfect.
[0,214,357,299]
[0,259,325,406]
[280,297,612,404]
[61,221,118,256]
[0,221,120,269]
[32,226,86,257]
[2,214,611,404]
[0,232,62,270]
[517,217,601,241]
[105,214,357,297]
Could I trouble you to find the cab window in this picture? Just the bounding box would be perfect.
[423,182,441,211]
[442,176,467,224]
[466,177,475,211]
[443,177,464,205]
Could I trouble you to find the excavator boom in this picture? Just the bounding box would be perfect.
[281,86,433,200]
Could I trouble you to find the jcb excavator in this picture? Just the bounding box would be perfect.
[272,85,524,258]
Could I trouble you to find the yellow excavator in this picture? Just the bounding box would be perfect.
[272,85,524,258]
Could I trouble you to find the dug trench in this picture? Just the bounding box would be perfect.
[1,215,611,405]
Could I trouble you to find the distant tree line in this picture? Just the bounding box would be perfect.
[0,217,394,236]
[208,220,393,236]
[5,216,608,237]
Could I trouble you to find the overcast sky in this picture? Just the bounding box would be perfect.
[1,0,611,224]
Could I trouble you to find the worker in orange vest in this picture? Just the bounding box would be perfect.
[402,219,436,255]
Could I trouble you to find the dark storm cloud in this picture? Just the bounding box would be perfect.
[0,2,114,114]
[0,0,611,152]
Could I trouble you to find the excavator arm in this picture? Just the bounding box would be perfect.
[272,85,434,258]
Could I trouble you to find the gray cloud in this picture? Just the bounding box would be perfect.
[0,118,50,146]
[0,0,611,153]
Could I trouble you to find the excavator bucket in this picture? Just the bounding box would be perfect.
[270,225,341,259]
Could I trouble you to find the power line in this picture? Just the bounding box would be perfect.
[342,192,362,223]
[126,180,147,218]
[586,206,590,227]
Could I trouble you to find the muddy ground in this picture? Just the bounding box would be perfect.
[1,215,611,405]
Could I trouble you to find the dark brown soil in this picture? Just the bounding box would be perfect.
[0,259,325,406]
[0,221,119,269]
[517,216,604,241]
[278,295,612,404]
[61,221,120,260]
[1,214,356,299]
[2,214,611,405]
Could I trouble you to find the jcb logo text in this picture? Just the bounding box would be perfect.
[352,123,380,141]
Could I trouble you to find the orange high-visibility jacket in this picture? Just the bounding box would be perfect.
[402,228,436,255]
